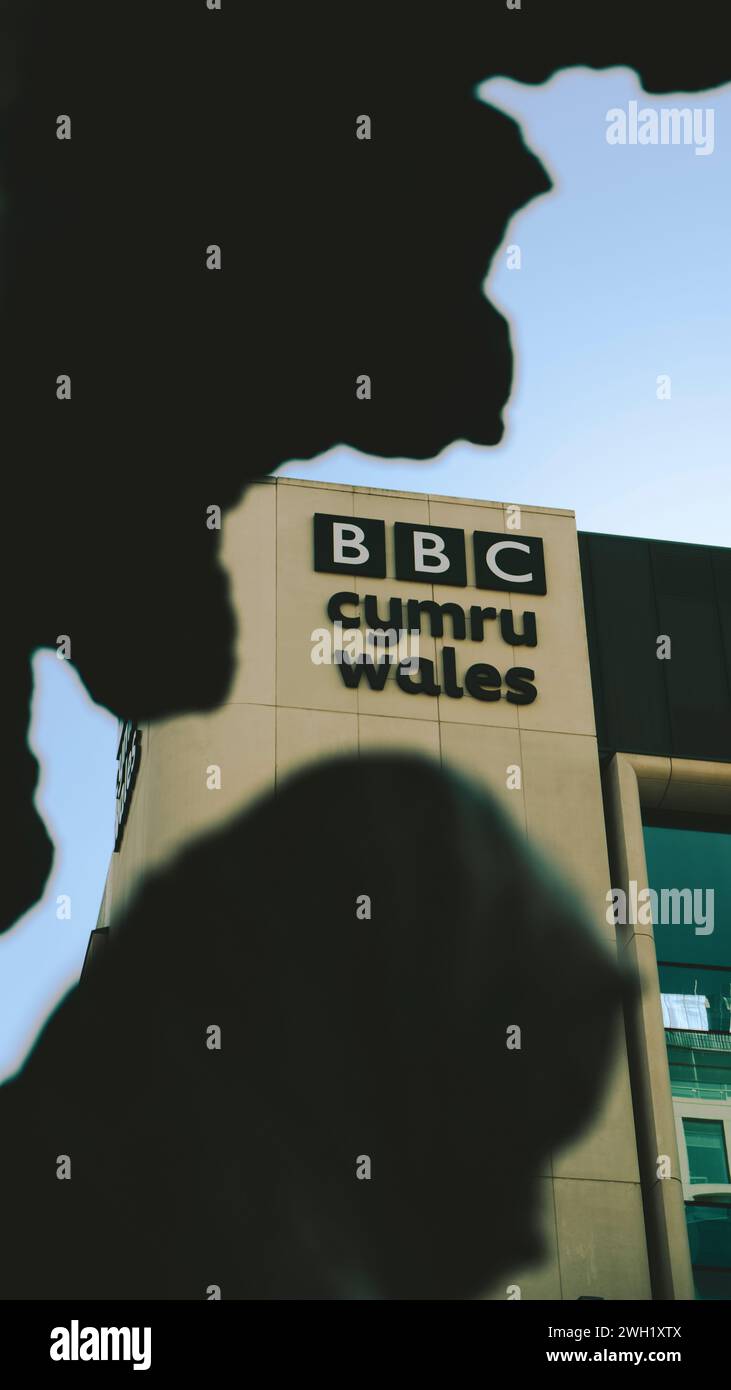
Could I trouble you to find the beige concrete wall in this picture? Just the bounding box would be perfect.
[602,753,694,1301]
[100,477,650,1300]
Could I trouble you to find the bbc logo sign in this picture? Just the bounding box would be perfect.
[313,513,547,595]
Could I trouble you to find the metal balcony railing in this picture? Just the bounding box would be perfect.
[666,1030,731,1051]
[671,1081,731,1101]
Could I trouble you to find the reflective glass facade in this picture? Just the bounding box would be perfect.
[644,823,731,1300]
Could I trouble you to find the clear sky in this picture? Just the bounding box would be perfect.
[281,68,731,546]
[2,66,729,1080]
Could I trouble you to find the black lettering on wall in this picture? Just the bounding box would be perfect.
[394,523,467,586]
[499,611,537,647]
[441,647,464,699]
[396,659,442,696]
[505,667,537,705]
[473,533,547,595]
[314,514,386,577]
[464,664,502,701]
[469,605,498,641]
[327,592,361,628]
[364,595,403,631]
[337,659,391,691]
[406,599,466,640]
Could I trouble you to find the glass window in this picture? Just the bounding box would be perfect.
[667,1039,731,1099]
[643,823,731,1032]
[686,1203,731,1275]
[644,822,731,1298]
[643,824,731,970]
[658,964,731,1034]
[682,1118,730,1186]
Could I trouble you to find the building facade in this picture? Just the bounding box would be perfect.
[582,529,731,1301]
[92,477,731,1301]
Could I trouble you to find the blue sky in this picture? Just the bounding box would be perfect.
[2,66,730,1079]
[281,68,731,545]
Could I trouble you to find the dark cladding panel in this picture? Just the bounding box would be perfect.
[577,533,606,749]
[579,533,670,756]
[712,547,731,725]
[581,532,731,762]
[650,543,731,761]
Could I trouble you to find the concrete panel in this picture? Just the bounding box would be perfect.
[223,480,277,706]
[276,706,358,784]
[276,480,358,713]
[644,1178,695,1300]
[664,756,731,813]
[553,1027,641,1186]
[520,728,611,923]
[632,754,672,810]
[426,496,506,539]
[621,931,683,1181]
[515,508,596,739]
[481,1178,562,1301]
[553,1178,651,1300]
[439,720,526,834]
[357,713,440,758]
[603,754,696,1300]
[142,703,276,873]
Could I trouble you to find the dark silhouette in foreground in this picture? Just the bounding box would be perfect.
[2,1,731,936]
[0,756,629,1299]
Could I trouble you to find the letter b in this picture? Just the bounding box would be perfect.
[394,523,466,586]
[413,531,449,574]
[313,513,386,577]
[335,524,368,566]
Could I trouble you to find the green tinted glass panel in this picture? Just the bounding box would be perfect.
[689,1206,731,1278]
[643,825,731,969]
[686,1203,731,1268]
[668,1039,731,1098]
[683,1119,730,1185]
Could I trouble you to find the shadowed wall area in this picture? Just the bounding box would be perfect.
[1,0,730,935]
[0,756,630,1300]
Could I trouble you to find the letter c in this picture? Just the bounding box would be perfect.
[486,540,533,584]
[327,592,361,629]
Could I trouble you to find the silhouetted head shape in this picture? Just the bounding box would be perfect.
[5,754,629,1299]
[2,3,548,721]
